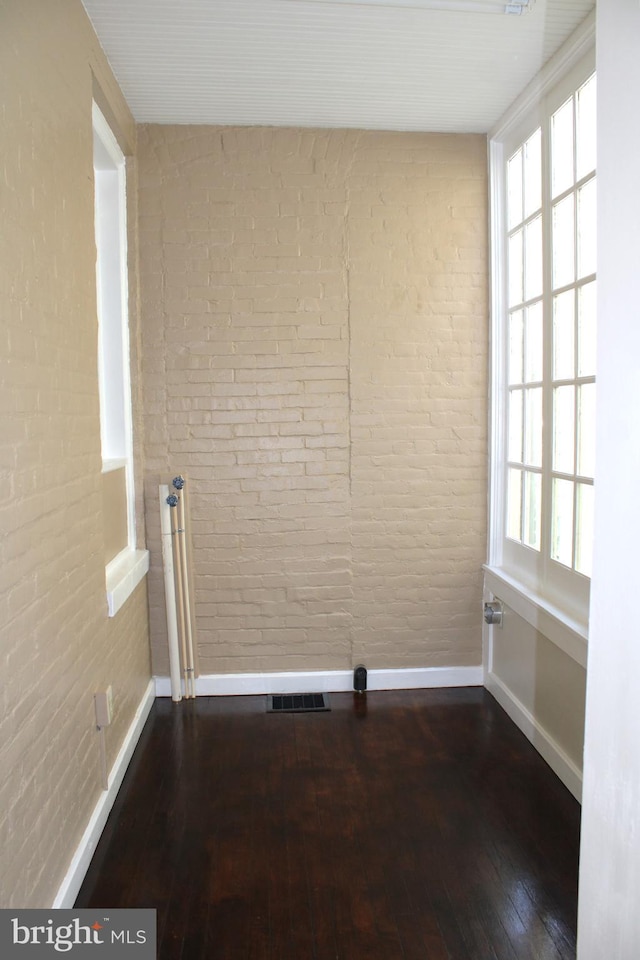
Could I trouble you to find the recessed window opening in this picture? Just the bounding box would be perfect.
[93,103,135,559]
[92,103,149,618]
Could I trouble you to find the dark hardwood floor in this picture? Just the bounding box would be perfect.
[76,688,580,959]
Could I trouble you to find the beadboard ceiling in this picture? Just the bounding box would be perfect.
[80,0,594,133]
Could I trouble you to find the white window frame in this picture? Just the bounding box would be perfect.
[486,14,595,654]
[93,103,148,616]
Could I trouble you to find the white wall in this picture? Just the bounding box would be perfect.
[486,605,585,799]
[577,1,640,954]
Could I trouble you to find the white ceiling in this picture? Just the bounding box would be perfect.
[81,0,594,133]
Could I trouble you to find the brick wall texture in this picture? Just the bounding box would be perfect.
[2,0,487,911]
[139,126,488,676]
[0,0,151,907]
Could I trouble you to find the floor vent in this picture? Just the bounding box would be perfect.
[267,693,330,713]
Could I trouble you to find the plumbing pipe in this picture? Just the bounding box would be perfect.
[159,484,182,701]
[483,600,503,626]
[177,481,196,698]
[170,496,191,696]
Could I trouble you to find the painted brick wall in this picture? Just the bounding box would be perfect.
[349,132,487,668]
[139,126,487,676]
[0,0,151,907]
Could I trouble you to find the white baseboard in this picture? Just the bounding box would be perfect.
[52,679,156,908]
[485,670,583,802]
[154,665,483,698]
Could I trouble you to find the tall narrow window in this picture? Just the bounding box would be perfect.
[491,54,596,624]
[549,74,597,578]
[93,103,148,615]
[506,128,543,553]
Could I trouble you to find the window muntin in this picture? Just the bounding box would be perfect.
[499,68,596,616]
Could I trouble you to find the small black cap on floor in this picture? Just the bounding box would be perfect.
[353,665,367,693]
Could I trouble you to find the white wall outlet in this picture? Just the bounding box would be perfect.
[94,685,114,727]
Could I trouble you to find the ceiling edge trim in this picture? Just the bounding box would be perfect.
[490,6,595,141]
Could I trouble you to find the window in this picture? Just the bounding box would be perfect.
[489,52,596,626]
[548,74,596,579]
[93,103,148,615]
[505,127,544,555]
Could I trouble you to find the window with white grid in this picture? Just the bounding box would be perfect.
[492,56,596,622]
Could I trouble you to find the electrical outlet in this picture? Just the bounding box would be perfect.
[94,686,114,727]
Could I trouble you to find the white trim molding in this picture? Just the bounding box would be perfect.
[52,680,155,908]
[490,8,595,142]
[154,665,483,698]
[106,548,150,618]
[485,670,582,801]
[484,564,587,667]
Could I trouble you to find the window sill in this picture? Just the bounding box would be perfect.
[483,564,588,668]
[106,548,149,618]
[102,458,127,474]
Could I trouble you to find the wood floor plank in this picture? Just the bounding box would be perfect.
[76,688,580,960]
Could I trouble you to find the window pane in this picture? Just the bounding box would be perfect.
[525,301,543,383]
[553,385,575,474]
[509,229,524,306]
[508,309,524,385]
[552,477,574,567]
[578,382,596,478]
[578,281,597,377]
[553,290,575,380]
[575,482,594,577]
[551,97,574,198]
[525,215,543,301]
[502,75,596,587]
[577,177,597,279]
[507,148,523,229]
[525,387,542,468]
[524,128,542,218]
[508,389,524,462]
[507,468,522,542]
[523,470,541,551]
[553,194,575,289]
[576,74,597,181]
